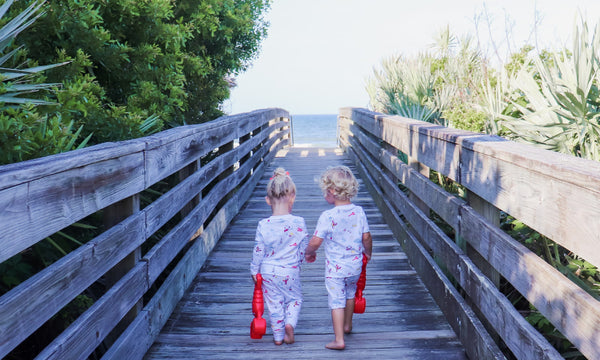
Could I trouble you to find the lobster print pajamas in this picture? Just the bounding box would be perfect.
[250,214,308,341]
[313,204,369,309]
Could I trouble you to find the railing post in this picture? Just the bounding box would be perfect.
[254,122,269,164]
[288,116,294,146]
[218,141,235,178]
[407,156,430,219]
[217,140,236,204]
[465,191,501,287]
[103,195,141,340]
[239,133,252,166]
[179,160,203,240]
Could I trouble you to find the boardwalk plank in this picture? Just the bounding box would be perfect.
[144,147,467,359]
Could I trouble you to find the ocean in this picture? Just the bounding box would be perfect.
[291,114,338,147]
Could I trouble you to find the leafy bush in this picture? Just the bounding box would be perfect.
[374,21,600,360]
[499,22,600,160]
[442,103,486,132]
[12,0,270,131]
[367,28,488,129]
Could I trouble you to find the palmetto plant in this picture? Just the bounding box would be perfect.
[0,0,69,107]
[366,54,440,123]
[366,28,486,126]
[499,20,600,161]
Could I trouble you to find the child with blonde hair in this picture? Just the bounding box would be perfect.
[305,165,372,350]
[250,168,308,345]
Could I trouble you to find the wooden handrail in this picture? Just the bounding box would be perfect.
[338,107,600,360]
[0,108,291,359]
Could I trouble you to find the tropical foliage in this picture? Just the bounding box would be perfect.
[1,0,270,158]
[0,1,271,358]
[495,22,600,160]
[367,26,488,127]
[368,19,600,360]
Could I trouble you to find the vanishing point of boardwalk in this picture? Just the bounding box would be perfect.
[144,147,467,359]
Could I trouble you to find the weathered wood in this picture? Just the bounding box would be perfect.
[341,107,600,269]
[344,142,505,360]
[0,108,289,265]
[103,147,275,360]
[349,122,559,359]
[0,151,145,263]
[0,215,145,359]
[143,135,277,285]
[0,140,146,190]
[103,195,143,348]
[0,108,291,358]
[465,191,500,287]
[178,160,200,218]
[378,146,464,230]
[459,205,600,360]
[143,126,276,238]
[35,262,149,360]
[143,110,289,186]
[143,147,467,360]
[340,107,600,360]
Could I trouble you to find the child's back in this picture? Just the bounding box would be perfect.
[305,165,373,350]
[250,168,308,345]
[315,203,368,277]
[253,214,307,276]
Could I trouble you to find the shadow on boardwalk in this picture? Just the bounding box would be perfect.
[144,147,467,360]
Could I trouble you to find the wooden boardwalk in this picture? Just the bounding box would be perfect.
[144,147,467,359]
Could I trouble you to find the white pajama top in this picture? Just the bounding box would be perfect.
[313,204,369,277]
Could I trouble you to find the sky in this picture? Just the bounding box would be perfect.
[226,0,600,115]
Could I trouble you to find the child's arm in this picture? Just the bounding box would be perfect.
[250,225,265,282]
[362,231,373,261]
[304,235,323,263]
[298,230,310,265]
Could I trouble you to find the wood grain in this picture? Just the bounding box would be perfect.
[340,107,600,360]
[340,107,600,269]
[0,109,290,359]
[143,147,467,360]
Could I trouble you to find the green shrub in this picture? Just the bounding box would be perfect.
[442,103,486,133]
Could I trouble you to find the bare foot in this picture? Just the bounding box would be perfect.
[325,340,345,350]
[284,324,295,344]
[344,326,352,334]
[274,340,283,346]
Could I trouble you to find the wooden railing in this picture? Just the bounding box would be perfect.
[338,107,600,360]
[0,108,291,359]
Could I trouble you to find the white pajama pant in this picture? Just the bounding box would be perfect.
[325,275,360,309]
[262,273,303,341]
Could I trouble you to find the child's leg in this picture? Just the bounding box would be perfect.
[343,275,360,333]
[344,298,355,333]
[327,308,346,350]
[325,277,347,350]
[262,275,286,345]
[283,276,302,344]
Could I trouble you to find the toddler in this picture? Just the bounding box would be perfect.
[305,165,373,350]
[250,168,308,345]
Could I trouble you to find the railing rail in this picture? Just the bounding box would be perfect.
[338,107,600,360]
[0,108,291,359]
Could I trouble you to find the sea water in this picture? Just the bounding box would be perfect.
[291,114,337,147]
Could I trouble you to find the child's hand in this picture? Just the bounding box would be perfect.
[363,252,371,262]
[252,274,257,283]
[305,252,316,263]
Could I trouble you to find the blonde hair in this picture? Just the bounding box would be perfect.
[318,165,358,201]
[266,167,296,199]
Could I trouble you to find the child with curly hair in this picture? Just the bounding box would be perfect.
[305,165,373,350]
[250,168,309,345]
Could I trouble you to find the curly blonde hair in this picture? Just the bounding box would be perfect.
[266,167,296,199]
[318,165,358,201]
